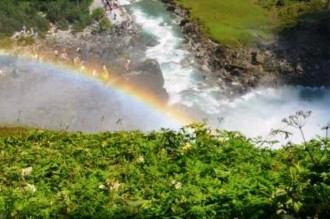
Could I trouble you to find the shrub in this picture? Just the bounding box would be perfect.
[91,8,105,22]
[0,125,328,218]
[99,17,112,31]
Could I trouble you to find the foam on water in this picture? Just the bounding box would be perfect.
[122,0,329,144]
[205,86,330,145]
[118,0,142,5]
[127,1,222,114]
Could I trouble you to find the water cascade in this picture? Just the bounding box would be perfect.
[118,0,330,143]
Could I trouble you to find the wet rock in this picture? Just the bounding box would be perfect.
[145,39,159,47]
[127,59,168,102]
[201,64,211,73]
[251,51,264,65]
[256,52,264,64]
[295,63,304,73]
[166,5,175,11]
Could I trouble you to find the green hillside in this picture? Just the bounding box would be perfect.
[0,126,329,218]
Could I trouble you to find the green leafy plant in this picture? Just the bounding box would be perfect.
[0,125,329,218]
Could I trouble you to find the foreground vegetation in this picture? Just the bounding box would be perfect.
[0,125,329,218]
[175,0,327,46]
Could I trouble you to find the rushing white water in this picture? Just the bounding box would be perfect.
[120,0,330,144]
[121,0,223,113]
[215,86,330,144]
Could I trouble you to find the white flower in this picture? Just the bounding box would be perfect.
[99,184,108,190]
[174,181,182,189]
[21,167,33,177]
[109,180,121,191]
[182,143,192,151]
[98,184,107,190]
[171,180,182,189]
[282,110,311,128]
[24,183,36,193]
[136,155,145,163]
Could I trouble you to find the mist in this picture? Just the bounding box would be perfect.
[1,54,329,146]
[0,54,181,132]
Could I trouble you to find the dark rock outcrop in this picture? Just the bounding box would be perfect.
[126,59,168,102]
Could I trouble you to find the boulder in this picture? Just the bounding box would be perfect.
[166,5,175,12]
[127,59,168,102]
[201,64,211,73]
[255,53,264,64]
[251,51,264,65]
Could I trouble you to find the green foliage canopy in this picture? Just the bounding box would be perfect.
[0,0,93,37]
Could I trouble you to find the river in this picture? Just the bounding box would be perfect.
[118,0,330,144]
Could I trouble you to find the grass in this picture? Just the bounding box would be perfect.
[175,0,325,47]
[176,0,274,47]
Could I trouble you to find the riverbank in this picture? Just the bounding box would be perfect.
[161,0,330,94]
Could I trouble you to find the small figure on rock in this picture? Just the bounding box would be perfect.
[102,65,110,80]
[124,58,131,71]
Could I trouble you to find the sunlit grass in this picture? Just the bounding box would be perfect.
[176,0,274,46]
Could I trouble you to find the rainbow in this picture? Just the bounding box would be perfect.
[0,50,193,129]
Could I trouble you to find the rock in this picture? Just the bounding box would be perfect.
[279,61,294,74]
[180,19,190,26]
[201,64,211,73]
[127,59,168,102]
[166,5,175,11]
[255,53,264,64]
[122,36,132,47]
[145,39,159,47]
[276,0,285,7]
[251,51,264,65]
[295,63,304,73]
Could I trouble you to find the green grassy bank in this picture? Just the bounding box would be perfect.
[176,0,272,46]
[175,0,325,46]
[0,126,329,218]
